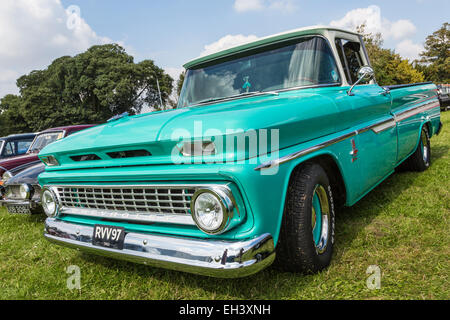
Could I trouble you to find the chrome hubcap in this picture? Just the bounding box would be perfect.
[311,185,330,254]
[421,132,429,164]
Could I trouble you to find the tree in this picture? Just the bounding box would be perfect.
[0,94,31,136]
[416,23,450,83]
[0,44,173,135]
[357,24,425,86]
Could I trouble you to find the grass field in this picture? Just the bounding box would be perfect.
[0,113,449,300]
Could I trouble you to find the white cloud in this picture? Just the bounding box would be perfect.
[200,34,259,57]
[234,0,297,13]
[0,0,117,98]
[396,39,424,61]
[234,0,265,12]
[330,5,416,40]
[330,5,423,61]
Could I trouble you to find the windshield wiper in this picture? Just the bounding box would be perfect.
[194,91,279,106]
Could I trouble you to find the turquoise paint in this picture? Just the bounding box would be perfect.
[38,30,441,249]
[312,191,322,246]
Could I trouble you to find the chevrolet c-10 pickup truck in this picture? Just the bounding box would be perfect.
[38,26,443,278]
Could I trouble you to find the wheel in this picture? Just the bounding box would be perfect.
[274,163,336,273]
[403,126,431,172]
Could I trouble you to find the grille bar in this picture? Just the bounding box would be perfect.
[52,185,203,225]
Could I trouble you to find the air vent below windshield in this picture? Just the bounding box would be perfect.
[71,154,101,162]
[107,150,151,159]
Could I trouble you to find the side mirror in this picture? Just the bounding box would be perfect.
[347,66,375,96]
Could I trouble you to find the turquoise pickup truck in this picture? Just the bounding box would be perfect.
[39,26,442,278]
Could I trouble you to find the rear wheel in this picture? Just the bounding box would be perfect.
[402,126,431,172]
[274,163,335,273]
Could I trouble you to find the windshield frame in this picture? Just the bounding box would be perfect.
[27,131,65,154]
[178,34,342,108]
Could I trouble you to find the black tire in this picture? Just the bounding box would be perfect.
[274,163,335,273]
[402,126,431,172]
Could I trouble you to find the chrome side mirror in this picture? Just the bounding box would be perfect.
[347,66,375,96]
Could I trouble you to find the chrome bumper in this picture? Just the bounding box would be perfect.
[0,199,40,208]
[44,218,276,278]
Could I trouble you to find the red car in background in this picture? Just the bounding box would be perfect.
[0,125,95,185]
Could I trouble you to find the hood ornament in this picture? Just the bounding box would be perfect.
[107,112,129,123]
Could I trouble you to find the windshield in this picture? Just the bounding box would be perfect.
[28,132,64,153]
[178,36,340,107]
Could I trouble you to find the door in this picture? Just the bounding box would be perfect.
[334,38,397,199]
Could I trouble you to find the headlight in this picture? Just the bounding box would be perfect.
[178,141,216,157]
[190,187,235,235]
[40,155,60,166]
[2,171,13,185]
[19,184,33,200]
[42,188,58,217]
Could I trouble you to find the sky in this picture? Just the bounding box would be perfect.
[0,0,448,100]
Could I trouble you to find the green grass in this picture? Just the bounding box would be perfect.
[1,113,449,300]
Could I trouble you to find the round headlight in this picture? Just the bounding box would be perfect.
[2,171,13,184]
[190,188,235,235]
[19,184,33,200]
[42,188,58,217]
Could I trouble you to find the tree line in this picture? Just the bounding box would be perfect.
[0,23,448,136]
[0,44,173,136]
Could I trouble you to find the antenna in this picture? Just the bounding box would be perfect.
[156,77,163,110]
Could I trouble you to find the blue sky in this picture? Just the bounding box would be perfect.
[0,0,448,98]
[59,0,448,69]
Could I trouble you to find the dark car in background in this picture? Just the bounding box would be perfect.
[0,124,95,214]
[437,84,450,111]
[0,133,36,160]
[0,125,94,185]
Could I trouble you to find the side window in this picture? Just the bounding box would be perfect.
[335,38,364,84]
[17,140,33,154]
[2,142,16,156]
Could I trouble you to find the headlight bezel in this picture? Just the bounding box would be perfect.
[190,187,235,235]
[41,187,59,217]
[19,183,34,200]
[2,171,13,185]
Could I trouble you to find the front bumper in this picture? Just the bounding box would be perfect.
[0,199,40,212]
[44,218,276,278]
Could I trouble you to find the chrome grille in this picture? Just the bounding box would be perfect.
[53,185,199,225]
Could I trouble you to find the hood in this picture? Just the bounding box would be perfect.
[5,163,45,186]
[0,153,39,174]
[39,88,340,171]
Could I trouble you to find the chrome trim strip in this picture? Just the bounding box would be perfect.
[0,199,39,207]
[393,100,440,122]
[256,99,440,171]
[255,131,357,170]
[44,218,276,278]
[369,118,397,134]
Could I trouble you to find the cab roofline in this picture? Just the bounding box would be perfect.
[183,25,359,69]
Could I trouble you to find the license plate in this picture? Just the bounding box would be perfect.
[7,205,31,215]
[92,225,125,250]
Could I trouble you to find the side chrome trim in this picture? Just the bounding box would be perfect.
[44,218,276,278]
[255,131,357,170]
[393,100,440,122]
[256,99,440,171]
